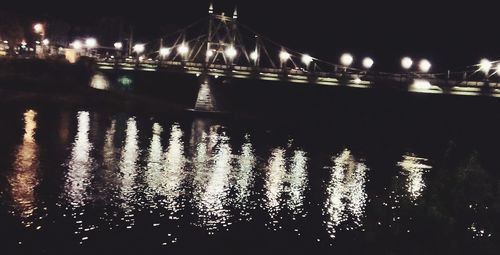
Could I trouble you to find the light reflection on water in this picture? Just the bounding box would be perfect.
[265,148,287,218]
[145,123,186,214]
[8,110,39,226]
[233,134,257,215]
[1,109,499,252]
[324,149,368,239]
[119,117,140,214]
[397,153,432,201]
[64,111,93,207]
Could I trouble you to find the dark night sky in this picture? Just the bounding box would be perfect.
[2,0,499,72]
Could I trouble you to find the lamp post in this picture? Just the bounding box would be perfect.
[401,57,413,84]
[85,38,97,57]
[279,50,290,69]
[302,54,313,71]
[33,23,46,58]
[225,45,237,66]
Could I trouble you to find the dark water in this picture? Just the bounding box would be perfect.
[1,106,500,254]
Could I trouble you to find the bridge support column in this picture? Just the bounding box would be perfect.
[194,75,218,112]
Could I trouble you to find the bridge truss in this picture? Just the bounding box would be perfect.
[96,4,500,97]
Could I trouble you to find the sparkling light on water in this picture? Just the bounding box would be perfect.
[397,153,431,200]
[9,110,39,226]
[233,134,257,213]
[65,111,93,206]
[265,148,287,218]
[324,149,368,239]
[119,117,140,211]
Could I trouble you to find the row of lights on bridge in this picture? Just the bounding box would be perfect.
[70,38,98,50]
[68,37,500,76]
[30,20,498,77]
[126,42,434,72]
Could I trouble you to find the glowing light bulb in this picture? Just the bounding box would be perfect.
[85,38,97,48]
[340,53,353,66]
[419,59,432,73]
[72,40,82,50]
[133,44,145,54]
[479,58,492,75]
[114,42,123,49]
[279,51,291,61]
[225,46,237,59]
[250,50,259,61]
[302,54,313,66]
[362,57,374,69]
[401,57,413,69]
[159,47,171,57]
[178,44,189,55]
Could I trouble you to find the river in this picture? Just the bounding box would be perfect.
[0,105,499,254]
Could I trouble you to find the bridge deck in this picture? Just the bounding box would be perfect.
[96,59,500,98]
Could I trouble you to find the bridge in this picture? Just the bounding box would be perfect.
[93,3,500,106]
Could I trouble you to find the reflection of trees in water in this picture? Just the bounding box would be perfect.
[324,149,367,239]
[451,152,497,240]
[9,110,39,227]
[419,148,499,246]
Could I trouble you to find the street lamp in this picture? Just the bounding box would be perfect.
[133,44,145,54]
[225,46,237,60]
[401,57,413,69]
[279,50,291,68]
[340,53,353,66]
[301,54,313,67]
[279,51,290,61]
[33,23,46,58]
[419,59,431,73]
[362,57,374,69]
[114,42,123,50]
[84,38,97,57]
[159,47,171,58]
[71,40,83,50]
[224,45,238,64]
[42,39,49,46]
[479,58,492,75]
[340,53,354,66]
[85,38,97,48]
[177,44,189,56]
[33,23,44,35]
[250,50,259,61]
[206,49,214,58]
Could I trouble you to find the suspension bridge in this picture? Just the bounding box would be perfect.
[94,3,500,102]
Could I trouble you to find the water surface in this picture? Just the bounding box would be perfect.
[0,106,499,254]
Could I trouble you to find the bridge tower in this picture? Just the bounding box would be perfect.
[194,2,219,112]
[206,2,214,63]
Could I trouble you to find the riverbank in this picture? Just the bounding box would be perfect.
[0,58,187,117]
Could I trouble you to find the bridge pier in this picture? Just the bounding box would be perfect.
[194,74,218,112]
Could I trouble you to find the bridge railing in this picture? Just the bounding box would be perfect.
[95,57,500,89]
